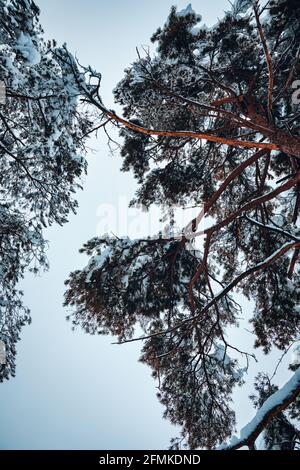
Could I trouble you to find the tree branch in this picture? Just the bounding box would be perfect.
[114,240,300,344]
[219,367,300,450]
[254,2,274,120]
[86,95,278,151]
[184,148,269,235]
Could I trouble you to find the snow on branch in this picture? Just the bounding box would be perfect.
[115,239,300,345]
[219,367,300,450]
[245,215,300,242]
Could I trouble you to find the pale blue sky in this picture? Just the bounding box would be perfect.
[0,0,290,450]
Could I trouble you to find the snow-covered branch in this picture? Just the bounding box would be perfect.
[245,216,300,242]
[114,239,300,345]
[219,367,300,450]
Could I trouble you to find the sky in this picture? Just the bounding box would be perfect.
[0,0,293,450]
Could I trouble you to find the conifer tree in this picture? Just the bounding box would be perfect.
[1,0,300,450]
[0,0,92,380]
[65,0,300,449]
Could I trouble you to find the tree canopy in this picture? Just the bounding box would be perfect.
[64,0,300,449]
[0,0,91,380]
[1,0,300,450]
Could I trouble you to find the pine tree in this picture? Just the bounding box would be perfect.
[64,0,300,449]
[2,0,300,450]
[0,0,92,381]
